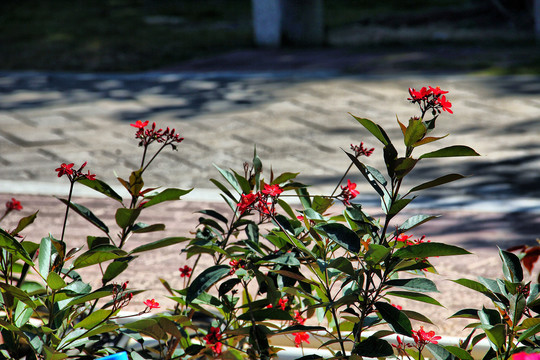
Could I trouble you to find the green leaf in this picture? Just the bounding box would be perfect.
[132,223,166,233]
[74,309,114,329]
[210,178,236,201]
[56,198,109,234]
[238,308,293,321]
[272,172,299,185]
[375,301,412,336]
[47,272,67,290]
[129,168,144,197]
[499,248,523,282]
[443,345,474,360]
[142,188,192,208]
[187,265,230,303]
[409,174,466,192]
[130,237,190,254]
[518,321,540,342]
[115,208,142,229]
[198,209,228,224]
[318,223,360,253]
[0,228,33,265]
[402,310,435,324]
[425,343,453,360]
[0,283,37,309]
[351,115,390,146]
[354,336,393,357]
[364,244,391,266]
[214,164,243,194]
[393,242,471,259]
[11,211,38,236]
[484,324,506,349]
[233,170,252,194]
[413,134,448,147]
[103,259,130,283]
[449,308,480,319]
[385,278,438,292]
[78,177,123,203]
[394,157,419,179]
[72,246,127,269]
[404,118,427,147]
[388,198,413,216]
[275,324,326,334]
[387,291,443,307]
[346,152,386,198]
[329,257,355,276]
[398,214,440,233]
[39,236,53,276]
[419,145,480,159]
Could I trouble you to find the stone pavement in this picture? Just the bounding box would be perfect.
[0,49,540,338]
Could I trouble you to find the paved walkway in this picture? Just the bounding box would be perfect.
[0,49,539,338]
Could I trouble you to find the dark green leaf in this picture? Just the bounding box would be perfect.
[484,324,506,349]
[132,223,166,233]
[402,310,435,324]
[238,308,293,321]
[312,196,334,213]
[185,344,205,356]
[393,242,471,259]
[187,265,230,303]
[57,198,109,233]
[130,237,190,254]
[443,345,474,360]
[233,170,252,194]
[210,178,236,201]
[0,228,33,265]
[375,301,412,336]
[318,223,360,253]
[246,223,259,243]
[398,214,440,233]
[499,248,523,282]
[346,152,386,198]
[329,257,355,276]
[387,291,443,306]
[425,343,453,360]
[74,309,114,329]
[219,278,241,297]
[352,115,390,146]
[39,236,53,276]
[47,272,66,290]
[78,177,123,203]
[365,165,388,187]
[0,283,37,309]
[388,198,413,216]
[409,174,466,192]
[115,208,142,229]
[11,211,38,236]
[198,209,228,224]
[354,336,394,357]
[394,157,419,179]
[385,278,438,292]
[129,169,144,197]
[214,164,243,194]
[275,324,326,334]
[364,244,391,266]
[73,246,127,269]
[272,172,299,185]
[419,145,480,159]
[103,260,130,283]
[141,188,192,208]
[449,308,480,319]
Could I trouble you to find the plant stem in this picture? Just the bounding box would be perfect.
[60,181,75,243]
[331,162,354,197]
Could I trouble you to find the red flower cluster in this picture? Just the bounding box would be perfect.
[131,121,184,150]
[5,198,22,212]
[236,183,283,216]
[229,259,246,275]
[293,332,310,348]
[278,297,288,311]
[179,265,192,278]
[351,142,374,157]
[55,162,96,182]
[513,352,540,360]
[293,310,306,325]
[203,327,223,355]
[337,179,359,206]
[412,326,441,351]
[391,303,403,310]
[396,234,430,246]
[143,298,160,310]
[408,86,453,115]
[111,281,133,311]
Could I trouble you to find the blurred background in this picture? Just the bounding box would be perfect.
[0,0,538,74]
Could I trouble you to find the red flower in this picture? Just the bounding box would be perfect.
[338,179,359,206]
[211,341,223,355]
[429,86,448,96]
[131,120,149,129]
[262,184,283,197]
[143,298,160,309]
[237,193,257,214]
[204,327,222,344]
[293,332,310,347]
[293,310,306,325]
[437,95,453,114]
[55,163,74,177]
[412,327,441,350]
[391,303,403,310]
[278,298,288,311]
[513,352,540,360]
[351,142,374,157]
[85,171,96,180]
[408,87,431,101]
[6,198,23,211]
[179,265,192,278]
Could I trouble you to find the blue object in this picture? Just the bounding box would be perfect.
[101,352,129,360]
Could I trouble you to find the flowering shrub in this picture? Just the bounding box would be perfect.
[1,86,539,360]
